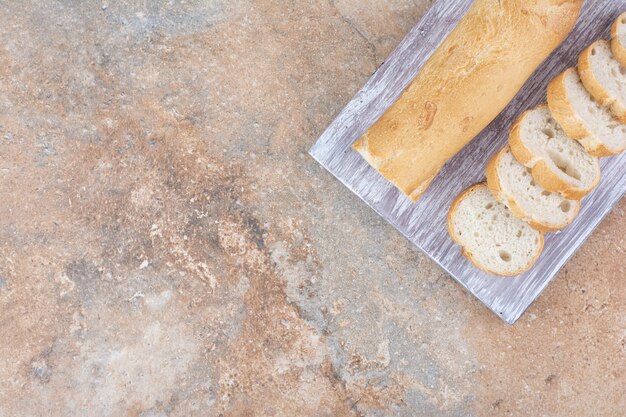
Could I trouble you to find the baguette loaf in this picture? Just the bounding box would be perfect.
[611,13,626,67]
[486,146,580,232]
[547,68,626,156]
[448,183,544,276]
[509,105,600,199]
[353,0,583,201]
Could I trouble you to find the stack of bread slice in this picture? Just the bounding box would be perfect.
[448,14,626,276]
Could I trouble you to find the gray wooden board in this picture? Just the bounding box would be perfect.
[310,0,626,324]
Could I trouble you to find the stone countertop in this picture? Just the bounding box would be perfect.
[0,1,623,416]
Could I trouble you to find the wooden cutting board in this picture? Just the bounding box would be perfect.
[310,0,626,324]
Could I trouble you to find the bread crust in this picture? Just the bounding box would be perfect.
[509,104,601,199]
[447,183,545,277]
[508,107,541,165]
[485,148,539,229]
[531,160,597,200]
[547,69,615,157]
[611,13,626,67]
[353,0,583,202]
[485,147,580,233]
[579,40,626,123]
[547,70,590,139]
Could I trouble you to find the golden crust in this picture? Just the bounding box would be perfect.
[408,174,436,202]
[592,142,618,157]
[353,0,583,202]
[486,148,530,225]
[485,149,504,201]
[447,183,545,277]
[578,40,626,124]
[485,147,579,233]
[611,13,626,67]
[547,69,620,157]
[509,107,539,166]
[547,69,590,139]
[588,144,615,158]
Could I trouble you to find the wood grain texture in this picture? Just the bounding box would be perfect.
[310,0,626,324]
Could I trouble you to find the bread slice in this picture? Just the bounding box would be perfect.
[547,68,626,157]
[448,184,544,276]
[579,40,626,123]
[611,13,626,67]
[509,105,600,199]
[486,147,580,232]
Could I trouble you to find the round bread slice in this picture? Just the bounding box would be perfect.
[448,184,544,276]
[579,40,626,123]
[611,13,626,67]
[547,68,626,156]
[509,104,600,199]
[486,147,580,232]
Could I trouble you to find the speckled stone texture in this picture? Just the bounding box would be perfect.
[0,1,623,416]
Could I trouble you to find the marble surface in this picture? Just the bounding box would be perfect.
[0,1,623,416]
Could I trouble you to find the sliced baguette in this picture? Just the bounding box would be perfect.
[547,68,626,156]
[579,40,626,123]
[448,184,544,276]
[486,147,580,232]
[611,13,626,68]
[509,105,600,199]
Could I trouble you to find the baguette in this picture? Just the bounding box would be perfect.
[486,146,580,232]
[509,105,600,200]
[547,68,626,156]
[578,40,626,123]
[353,0,583,201]
[448,183,544,276]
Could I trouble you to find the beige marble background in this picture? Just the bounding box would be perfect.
[0,1,623,416]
